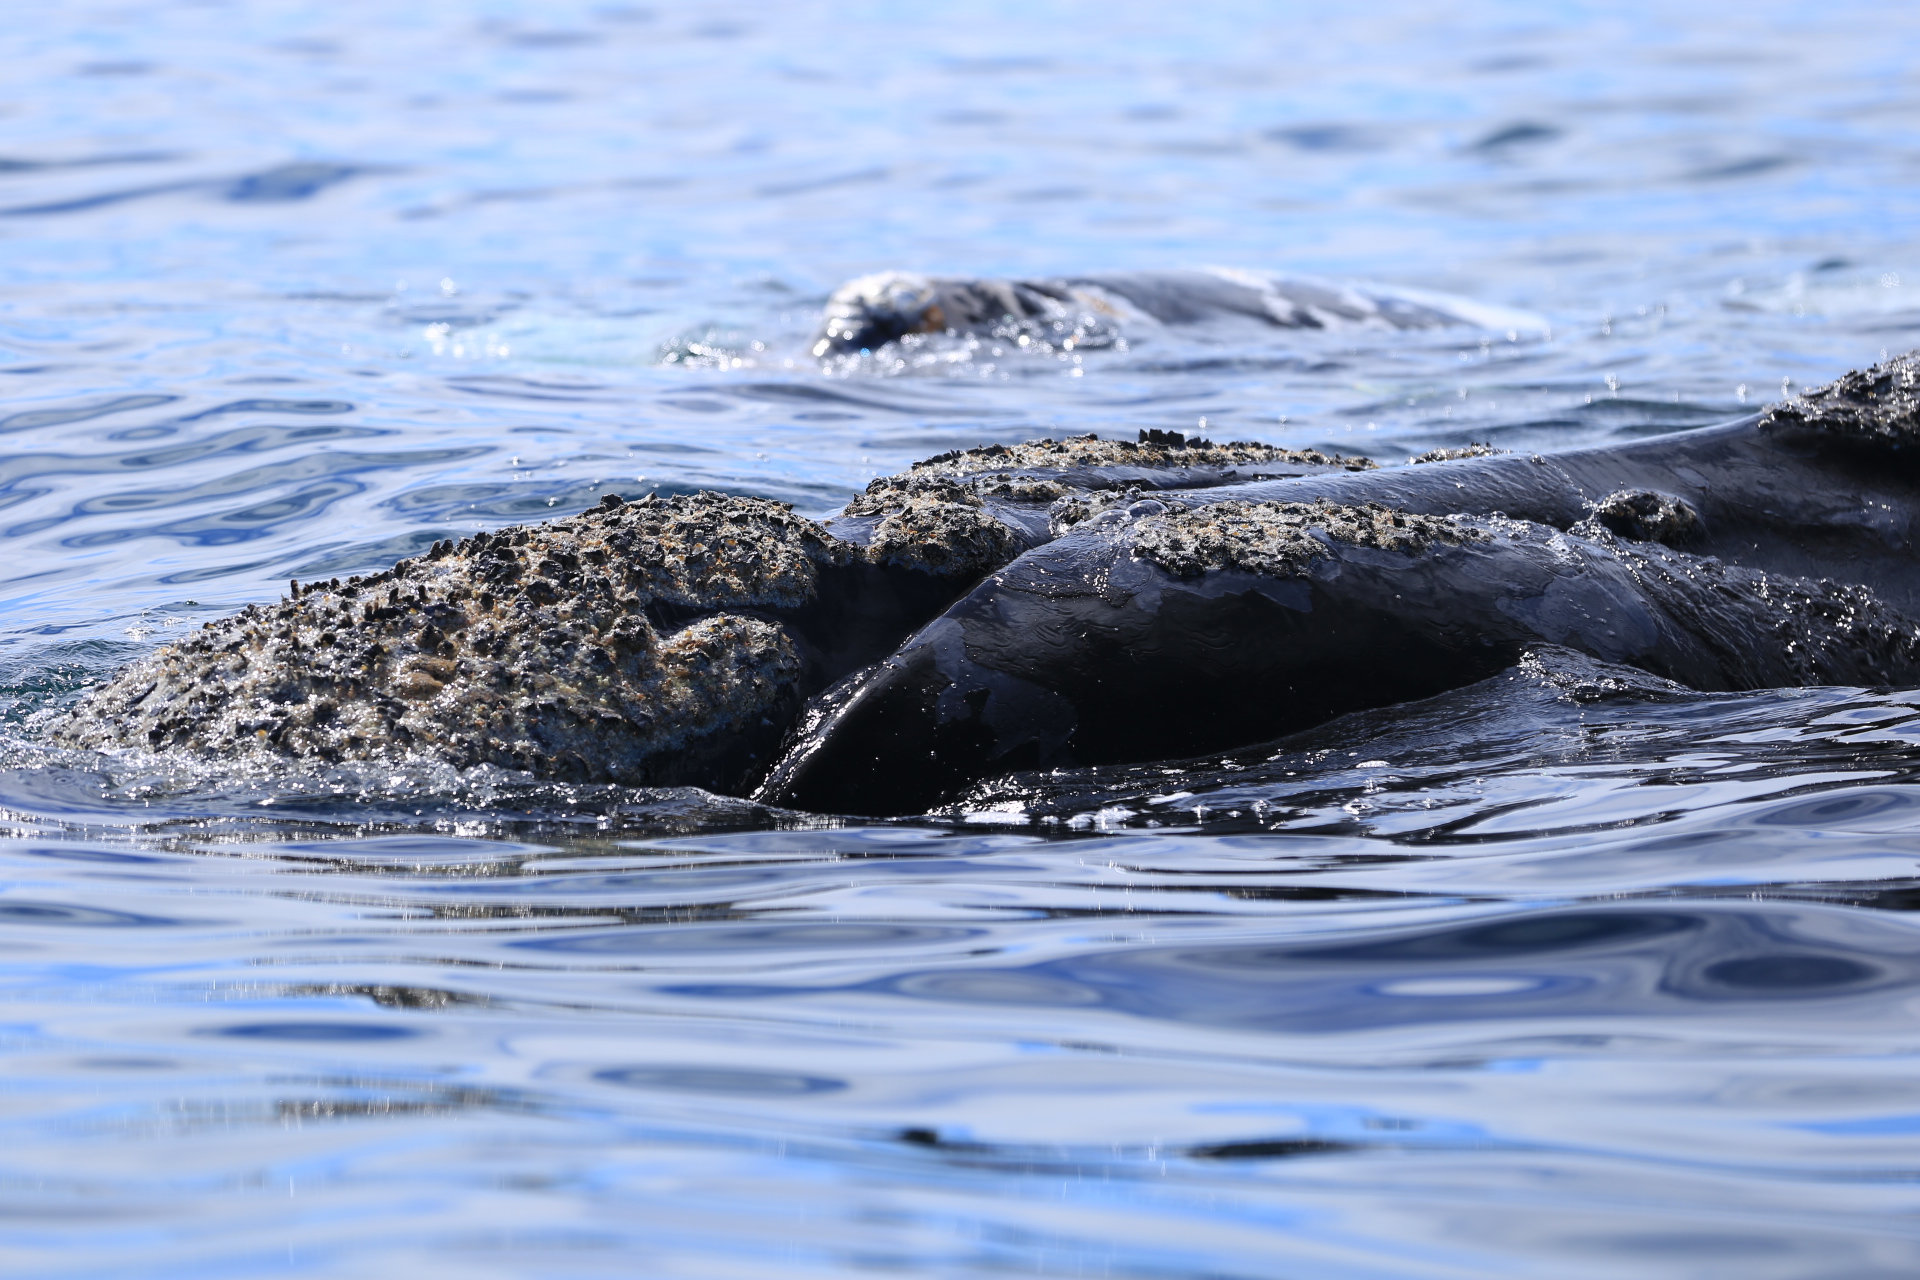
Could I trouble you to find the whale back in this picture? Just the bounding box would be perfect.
[812,268,1548,355]
[758,497,1920,817]
[1179,415,1920,616]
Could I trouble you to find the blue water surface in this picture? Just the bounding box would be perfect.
[7,2,1920,1276]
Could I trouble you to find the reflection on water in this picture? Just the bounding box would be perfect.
[12,682,1920,1277]
[7,0,1920,1276]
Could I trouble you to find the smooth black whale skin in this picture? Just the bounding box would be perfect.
[757,407,1920,816]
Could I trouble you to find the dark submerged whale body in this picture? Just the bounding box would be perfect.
[758,351,1920,814]
[757,493,1920,816]
[53,350,1920,814]
[812,267,1544,356]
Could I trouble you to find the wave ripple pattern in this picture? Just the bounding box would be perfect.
[5,1,1920,1277]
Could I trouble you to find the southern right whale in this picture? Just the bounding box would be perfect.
[758,352,1920,814]
[756,490,1920,816]
[51,350,1920,814]
[812,266,1544,356]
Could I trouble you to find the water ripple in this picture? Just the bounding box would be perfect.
[5,0,1920,1275]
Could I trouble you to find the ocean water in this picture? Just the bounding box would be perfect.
[7,2,1920,1276]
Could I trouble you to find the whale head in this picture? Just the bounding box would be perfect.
[812,271,945,356]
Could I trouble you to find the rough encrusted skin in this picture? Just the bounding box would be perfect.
[865,492,1024,579]
[843,471,1078,519]
[843,432,1377,574]
[842,474,1028,578]
[1409,442,1507,464]
[1761,349,1920,447]
[53,492,844,782]
[909,433,1377,477]
[1131,499,1486,579]
[1571,488,1703,546]
[840,430,1374,578]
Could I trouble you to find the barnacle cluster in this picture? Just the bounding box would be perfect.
[1131,499,1484,579]
[1762,349,1920,448]
[910,431,1376,478]
[839,475,1027,579]
[54,492,848,784]
[844,430,1377,576]
[1571,488,1703,546]
[1409,442,1507,464]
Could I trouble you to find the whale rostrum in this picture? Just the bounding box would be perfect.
[53,350,1920,815]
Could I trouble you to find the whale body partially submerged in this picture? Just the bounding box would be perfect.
[50,434,1358,788]
[54,350,1920,817]
[811,267,1546,356]
[758,491,1920,815]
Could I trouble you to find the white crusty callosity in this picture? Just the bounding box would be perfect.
[1131,500,1485,579]
[54,492,842,783]
[1762,350,1920,447]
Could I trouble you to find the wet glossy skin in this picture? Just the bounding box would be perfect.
[759,413,1920,815]
[813,268,1542,354]
[1204,414,1920,614]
